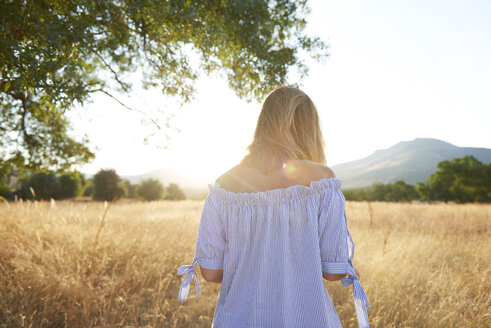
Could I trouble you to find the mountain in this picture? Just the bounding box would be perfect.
[332,138,491,189]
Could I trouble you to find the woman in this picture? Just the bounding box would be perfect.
[177,86,370,327]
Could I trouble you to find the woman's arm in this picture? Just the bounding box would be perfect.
[322,272,347,281]
[322,268,360,282]
[200,267,223,284]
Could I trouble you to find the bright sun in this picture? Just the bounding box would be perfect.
[171,121,252,184]
[168,92,260,184]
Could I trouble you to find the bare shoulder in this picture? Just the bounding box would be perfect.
[317,163,337,179]
[215,165,241,185]
[215,160,336,191]
[293,159,336,181]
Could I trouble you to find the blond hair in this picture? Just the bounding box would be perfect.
[241,86,326,175]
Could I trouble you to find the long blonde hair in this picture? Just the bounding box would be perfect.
[241,86,326,175]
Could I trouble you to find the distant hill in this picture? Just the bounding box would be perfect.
[332,138,491,189]
[120,167,212,200]
[122,167,213,189]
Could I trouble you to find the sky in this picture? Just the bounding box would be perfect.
[72,0,491,181]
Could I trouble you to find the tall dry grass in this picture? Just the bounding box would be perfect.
[0,199,489,327]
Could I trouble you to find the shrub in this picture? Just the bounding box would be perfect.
[57,172,83,199]
[0,183,11,200]
[164,183,186,200]
[83,179,94,197]
[19,172,59,200]
[137,179,164,201]
[124,180,137,198]
[93,169,125,201]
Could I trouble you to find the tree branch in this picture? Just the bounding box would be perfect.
[19,89,32,145]
[92,88,161,129]
[93,52,131,92]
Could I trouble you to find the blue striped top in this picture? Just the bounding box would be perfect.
[177,178,370,327]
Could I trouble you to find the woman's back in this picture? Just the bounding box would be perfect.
[177,87,369,327]
[177,161,369,327]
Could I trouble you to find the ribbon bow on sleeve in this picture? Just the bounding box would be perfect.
[177,257,201,301]
[341,265,371,328]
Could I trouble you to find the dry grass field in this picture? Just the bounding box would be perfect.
[0,199,489,327]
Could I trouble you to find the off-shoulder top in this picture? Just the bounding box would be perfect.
[177,178,370,327]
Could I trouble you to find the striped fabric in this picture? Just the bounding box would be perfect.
[177,178,370,328]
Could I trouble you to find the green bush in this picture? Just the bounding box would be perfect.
[137,179,164,201]
[83,179,94,197]
[343,156,490,203]
[57,172,83,199]
[0,183,11,200]
[164,183,186,201]
[416,156,490,203]
[343,181,419,202]
[124,180,137,198]
[83,185,94,197]
[19,172,59,200]
[93,169,125,201]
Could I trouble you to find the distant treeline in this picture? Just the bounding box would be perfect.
[0,169,185,202]
[343,156,490,203]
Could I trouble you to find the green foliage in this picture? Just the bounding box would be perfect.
[415,182,431,202]
[123,180,137,199]
[83,182,94,197]
[0,185,11,198]
[342,188,368,202]
[19,172,59,200]
[57,172,83,199]
[0,177,11,199]
[0,0,326,174]
[93,169,125,201]
[417,156,490,203]
[164,183,186,201]
[137,179,164,201]
[344,156,490,203]
[344,180,419,202]
[368,183,389,201]
[383,180,420,202]
[15,171,83,200]
[79,174,88,190]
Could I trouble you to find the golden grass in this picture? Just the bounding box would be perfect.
[0,200,489,327]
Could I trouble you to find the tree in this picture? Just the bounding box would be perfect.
[0,174,11,200]
[343,180,420,202]
[343,187,369,201]
[383,180,419,202]
[0,183,11,200]
[123,179,137,199]
[417,162,455,202]
[367,183,389,201]
[57,172,83,199]
[19,172,59,200]
[93,169,125,201]
[164,183,186,201]
[137,178,164,201]
[83,181,94,197]
[417,156,490,203]
[0,0,327,174]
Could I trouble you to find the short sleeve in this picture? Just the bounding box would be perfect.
[194,194,226,270]
[318,188,352,274]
